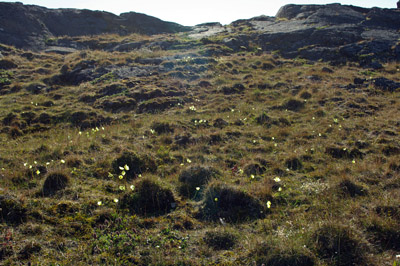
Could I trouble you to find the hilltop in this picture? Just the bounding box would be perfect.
[0,2,400,265]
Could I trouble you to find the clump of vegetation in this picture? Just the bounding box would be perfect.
[250,240,316,266]
[41,172,70,196]
[119,177,176,216]
[178,165,218,199]
[203,229,237,250]
[0,195,27,225]
[199,182,265,222]
[112,151,156,180]
[313,222,371,266]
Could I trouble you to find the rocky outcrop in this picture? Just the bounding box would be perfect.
[201,4,400,63]
[0,2,189,50]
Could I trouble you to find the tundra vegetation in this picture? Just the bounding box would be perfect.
[0,7,400,265]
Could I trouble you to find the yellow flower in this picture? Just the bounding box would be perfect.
[97,201,102,206]
[121,171,126,176]
[119,166,124,171]
[119,175,123,180]
[36,170,40,175]
[214,197,218,202]
[60,159,65,164]
[108,172,114,178]
[352,160,356,164]
[196,187,200,191]
[124,164,129,171]
[186,158,192,163]
[130,185,135,190]
[266,201,271,208]
[278,187,282,192]
[251,175,255,179]
[273,177,281,182]
[119,185,126,191]
[113,198,119,203]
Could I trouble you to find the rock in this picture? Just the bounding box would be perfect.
[0,2,190,50]
[373,77,400,92]
[44,46,78,55]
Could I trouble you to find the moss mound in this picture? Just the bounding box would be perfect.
[200,182,265,223]
[112,151,156,180]
[119,178,176,216]
[178,165,217,199]
[313,223,370,266]
[42,172,70,196]
[203,230,237,250]
[0,195,27,225]
[251,242,316,266]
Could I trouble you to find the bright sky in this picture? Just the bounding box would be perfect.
[2,0,396,26]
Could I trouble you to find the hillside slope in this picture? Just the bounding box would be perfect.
[0,3,400,266]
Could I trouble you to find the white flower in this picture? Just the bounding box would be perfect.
[273,177,281,182]
[60,159,65,164]
[130,185,135,190]
[97,201,102,206]
[113,198,119,203]
[196,187,200,191]
[124,164,129,171]
[266,201,271,208]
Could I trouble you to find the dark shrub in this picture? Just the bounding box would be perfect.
[0,195,27,225]
[313,223,369,266]
[200,182,265,223]
[112,151,156,180]
[42,172,70,196]
[203,230,237,250]
[178,166,217,199]
[119,178,176,216]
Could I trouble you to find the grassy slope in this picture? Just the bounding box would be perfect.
[0,30,399,265]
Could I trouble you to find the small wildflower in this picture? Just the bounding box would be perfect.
[138,174,142,178]
[150,129,155,134]
[113,198,119,203]
[34,161,37,164]
[214,197,218,202]
[186,158,192,163]
[271,137,275,140]
[29,165,33,169]
[196,187,200,191]
[180,163,184,166]
[119,166,124,171]
[121,171,126,176]
[312,117,315,120]
[97,201,102,206]
[46,162,50,165]
[102,127,105,130]
[273,177,281,182]
[119,185,126,191]
[352,160,356,164]
[274,143,278,147]
[278,187,282,192]
[266,201,271,208]
[119,175,123,180]
[253,140,257,143]
[36,170,40,175]
[251,174,255,179]
[60,159,65,164]
[124,164,129,171]
[79,131,82,135]
[24,162,27,167]
[239,168,244,174]
[130,185,135,190]
[108,172,114,178]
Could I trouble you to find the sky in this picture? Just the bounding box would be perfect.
[1,0,396,26]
